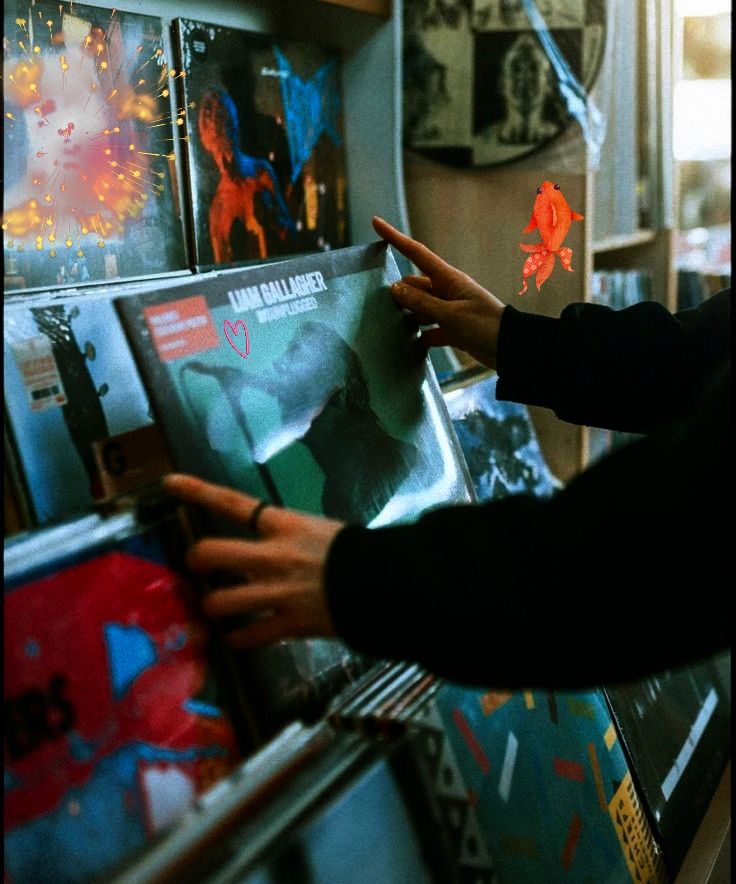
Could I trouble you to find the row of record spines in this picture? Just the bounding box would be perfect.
[590,269,652,310]
[327,660,440,738]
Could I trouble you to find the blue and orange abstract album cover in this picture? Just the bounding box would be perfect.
[174,18,348,269]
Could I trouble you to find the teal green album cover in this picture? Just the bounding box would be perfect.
[116,242,473,527]
[115,242,474,729]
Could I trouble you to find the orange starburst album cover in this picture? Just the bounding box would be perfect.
[3,2,188,292]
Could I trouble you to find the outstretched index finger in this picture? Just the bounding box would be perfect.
[163,474,271,529]
[372,216,453,279]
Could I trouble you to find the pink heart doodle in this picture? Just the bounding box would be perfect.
[223,319,250,358]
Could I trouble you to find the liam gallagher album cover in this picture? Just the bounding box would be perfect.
[3,1,187,293]
[115,242,474,727]
[174,18,349,269]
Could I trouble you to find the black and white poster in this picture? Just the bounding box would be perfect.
[404,0,606,166]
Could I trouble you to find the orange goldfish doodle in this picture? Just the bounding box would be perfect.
[518,180,584,294]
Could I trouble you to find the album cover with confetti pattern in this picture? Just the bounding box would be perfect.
[115,242,473,729]
[4,507,243,884]
[174,18,348,269]
[2,1,187,293]
[431,684,667,883]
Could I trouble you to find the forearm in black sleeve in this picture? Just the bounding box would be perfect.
[324,358,731,689]
[495,289,731,432]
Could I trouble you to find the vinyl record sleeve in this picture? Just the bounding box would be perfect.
[4,508,243,884]
[4,291,152,525]
[3,1,187,293]
[174,18,348,269]
[603,657,731,878]
[115,241,474,728]
[443,372,561,500]
[240,752,439,884]
[432,683,667,883]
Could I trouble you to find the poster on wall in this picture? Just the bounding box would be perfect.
[403,0,606,167]
[2,1,187,293]
[4,509,243,884]
[115,242,474,726]
[174,18,349,269]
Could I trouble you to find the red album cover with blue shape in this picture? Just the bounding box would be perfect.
[4,513,242,883]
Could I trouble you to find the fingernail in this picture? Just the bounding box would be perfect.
[162,473,193,489]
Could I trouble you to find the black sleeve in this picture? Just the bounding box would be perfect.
[324,356,731,690]
[495,289,731,432]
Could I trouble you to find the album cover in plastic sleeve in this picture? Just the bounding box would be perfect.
[3,1,187,293]
[443,372,561,501]
[4,508,243,884]
[603,656,731,878]
[431,683,667,883]
[4,289,155,525]
[115,241,474,727]
[174,17,348,269]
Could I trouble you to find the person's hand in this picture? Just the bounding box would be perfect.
[163,474,344,649]
[372,216,506,369]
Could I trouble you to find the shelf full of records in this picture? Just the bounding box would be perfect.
[5,504,688,884]
[3,0,407,295]
[2,240,469,882]
[4,234,696,884]
[4,3,725,882]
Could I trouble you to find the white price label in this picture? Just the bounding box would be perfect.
[11,336,68,412]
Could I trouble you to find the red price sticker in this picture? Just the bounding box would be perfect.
[143,296,219,363]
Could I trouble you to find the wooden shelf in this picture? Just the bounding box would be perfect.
[593,229,658,253]
[319,0,391,15]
